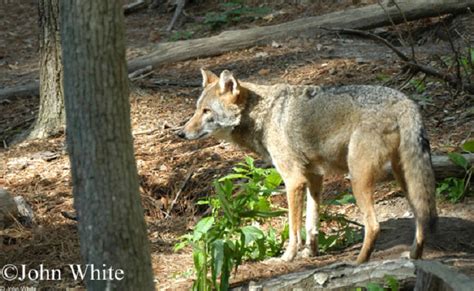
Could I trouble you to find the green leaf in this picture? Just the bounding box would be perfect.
[192,217,214,241]
[240,209,287,218]
[245,156,255,168]
[436,181,450,195]
[218,173,248,181]
[219,240,236,290]
[264,169,283,188]
[254,196,271,212]
[319,232,338,252]
[366,282,384,291]
[448,152,468,170]
[215,181,238,224]
[449,178,465,203]
[437,177,466,203]
[232,167,248,173]
[174,240,189,252]
[384,275,400,291]
[241,226,264,245]
[193,248,206,272]
[328,194,356,205]
[462,140,474,153]
[211,239,224,286]
[280,223,290,246]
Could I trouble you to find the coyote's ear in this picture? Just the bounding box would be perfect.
[219,70,241,103]
[201,68,219,87]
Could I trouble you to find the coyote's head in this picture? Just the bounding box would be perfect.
[178,69,245,140]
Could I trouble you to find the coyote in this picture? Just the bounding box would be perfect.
[178,69,437,263]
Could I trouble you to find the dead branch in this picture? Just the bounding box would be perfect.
[390,0,416,59]
[167,0,186,32]
[322,27,474,94]
[439,15,465,90]
[377,0,407,47]
[123,0,148,15]
[128,65,154,80]
[166,166,194,218]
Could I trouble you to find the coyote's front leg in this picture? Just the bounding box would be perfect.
[281,175,306,261]
[302,173,323,258]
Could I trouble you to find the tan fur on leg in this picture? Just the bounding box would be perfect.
[281,179,305,261]
[302,173,323,258]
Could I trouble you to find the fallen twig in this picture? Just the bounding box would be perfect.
[166,166,194,218]
[128,65,154,80]
[167,0,186,31]
[123,0,148,15]
[377,0,407,47]
[61,211,78,221]
[389,0,416,59]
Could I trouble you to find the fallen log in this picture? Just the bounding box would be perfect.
[231,259,474,290]
[383,154,474,182]
[414,260,474,291]
[0,82,39,100]
[127,0,474,72]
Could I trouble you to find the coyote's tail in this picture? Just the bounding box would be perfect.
[398,101,437,233]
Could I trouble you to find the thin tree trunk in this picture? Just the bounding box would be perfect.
[60,1,154,290]
[29,0,65,139]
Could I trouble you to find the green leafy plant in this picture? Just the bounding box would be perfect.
[458,47,474,76]
[204,2,271,29]
[319,210,363,253]
[327,191,356,206]
[176,157,363,289]
[175,157,286,290]
[409,78,427,93]
[436,140,473,203]
[362,275,400,291]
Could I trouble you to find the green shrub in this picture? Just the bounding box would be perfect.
[176,157,362,290]
[436,140,473,203]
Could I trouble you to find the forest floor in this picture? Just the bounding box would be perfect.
[1,0,473,289]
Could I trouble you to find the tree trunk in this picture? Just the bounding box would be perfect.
[60,1,154,290]
[28,0,65,139]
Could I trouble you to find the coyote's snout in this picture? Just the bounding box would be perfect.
[179,68,437,264]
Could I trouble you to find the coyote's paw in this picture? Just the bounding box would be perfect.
[400,251,411,259]
[301,247,317,258]
[281,247,297,262]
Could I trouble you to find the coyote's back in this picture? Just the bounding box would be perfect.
[178,69,437,264]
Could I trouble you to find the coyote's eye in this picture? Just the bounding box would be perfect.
[202,108,212,114]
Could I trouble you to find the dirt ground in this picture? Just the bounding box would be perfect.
[1,1,473,289]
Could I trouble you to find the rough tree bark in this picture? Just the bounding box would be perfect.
[28,0,65,139]
[60,1,154,290]
[232,259,474,290]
